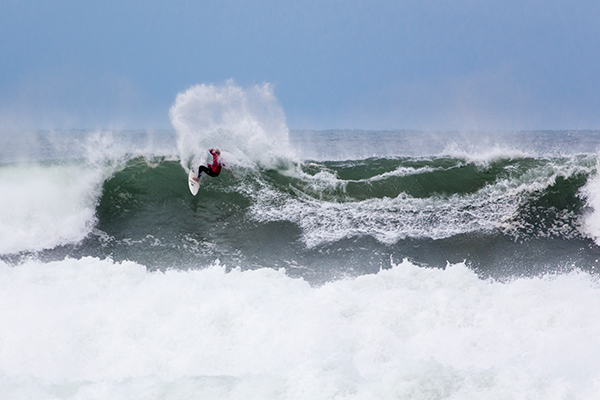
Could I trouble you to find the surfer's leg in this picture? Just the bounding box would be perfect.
[199,165,219,177]
[198,165,211,176]
[193,165,211,181]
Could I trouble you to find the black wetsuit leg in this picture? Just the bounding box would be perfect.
[199,165,219,177]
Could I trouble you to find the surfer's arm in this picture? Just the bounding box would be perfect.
[220,158,235,178]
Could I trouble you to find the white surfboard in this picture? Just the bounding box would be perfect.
[188,168,200,196]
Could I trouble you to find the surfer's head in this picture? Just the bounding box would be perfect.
[214,148,221,155]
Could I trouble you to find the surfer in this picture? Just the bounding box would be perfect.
[192,148,235,181]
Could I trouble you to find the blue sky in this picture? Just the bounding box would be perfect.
[1,0,599,130]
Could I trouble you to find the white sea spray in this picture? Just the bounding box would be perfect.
[1,257,600,399]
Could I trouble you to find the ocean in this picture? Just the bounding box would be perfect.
[2,83,600,399]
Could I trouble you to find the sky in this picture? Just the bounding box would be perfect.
[1,0,599,131]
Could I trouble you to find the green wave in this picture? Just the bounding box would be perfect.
[13,153,590,282]
[96,155,594,241]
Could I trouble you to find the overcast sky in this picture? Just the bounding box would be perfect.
[1,0,599,131]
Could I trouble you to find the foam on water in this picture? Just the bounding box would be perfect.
[580,165,600,245]
[1,257,600,399]
[250,155,596,247]
[0,163,103,254]
[366,164,445,181]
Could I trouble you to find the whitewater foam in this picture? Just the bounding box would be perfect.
[0,163,103,254]
[2,257,600,399]
[0,129,184,255]
[250,155,596,247]
[580,165,600,245]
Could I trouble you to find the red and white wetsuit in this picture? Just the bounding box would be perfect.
[198,149,222,177]
[208,149,222,175]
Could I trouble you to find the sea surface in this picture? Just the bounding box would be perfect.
[3,84,600,399]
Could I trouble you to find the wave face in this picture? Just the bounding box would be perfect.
[4,84,600,398]
[3,149,598,280]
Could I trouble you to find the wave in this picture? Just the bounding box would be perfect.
[2,257,600,399]
[251,155,596,246]
[85,153,596,249]
[0,161,103,254]
[2,150,599,281]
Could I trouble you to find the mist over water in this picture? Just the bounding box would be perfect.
[170,82,294,171]
[3,83,600,398]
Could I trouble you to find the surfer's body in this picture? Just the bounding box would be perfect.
[193,149,234,181]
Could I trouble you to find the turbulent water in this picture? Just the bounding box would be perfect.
[3,83,600,399]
